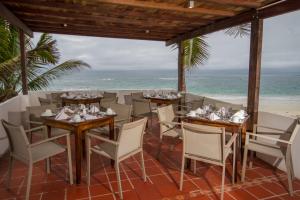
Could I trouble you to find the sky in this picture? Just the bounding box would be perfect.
[33,10,300,71]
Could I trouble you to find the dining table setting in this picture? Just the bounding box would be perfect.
[41,104,117,184]
[143,92,182,105]
[60,92,103,107]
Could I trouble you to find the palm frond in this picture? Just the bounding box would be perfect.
[28,60,90,91]
[225,23,251,38]
[183,37,209,70]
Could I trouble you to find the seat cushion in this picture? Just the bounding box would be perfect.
[247,140,284,158]
[94,142,116,159]
[31,142,65,162]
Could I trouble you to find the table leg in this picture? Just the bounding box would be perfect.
[241,126,247,160]
[46,126,52,173]
[233,131,238,183]
[74,127,82,184]
[109,119,115,166]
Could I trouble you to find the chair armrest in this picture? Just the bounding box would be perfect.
[86,132,119,145]
[254,124,289,134]
[25,126,47,133]
[29,133,69,148]
[27,120,43,125]
[225,133,238,148]
[159,120,181,127]
[247,132,292,145]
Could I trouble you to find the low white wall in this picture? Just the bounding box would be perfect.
[0,95,30,155]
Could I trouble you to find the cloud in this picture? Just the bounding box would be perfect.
[33,10,300,70]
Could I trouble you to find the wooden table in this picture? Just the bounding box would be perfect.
[61,96,102,107]
[184,116,249,182]
[144,96,181,106]
[43,115,115,184]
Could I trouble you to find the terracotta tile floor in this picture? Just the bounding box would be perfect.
[1,119,300,200]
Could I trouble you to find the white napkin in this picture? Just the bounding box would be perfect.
[196,108,206,114]
[60,93,67,98]
[80,104,86,109]
[233,110,246,119]
[55,111,69,120]
[84,114,97,120]
[106,108,116,115]
[63,107,74,114]
[209,113,220,121]
[67,94,75,99]
[90,105,99,113]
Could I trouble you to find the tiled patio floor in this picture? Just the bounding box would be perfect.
[0,119,300,200]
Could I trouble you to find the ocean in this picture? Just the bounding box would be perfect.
[47,68,300,99]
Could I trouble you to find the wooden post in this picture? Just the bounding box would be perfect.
[247,16,263,130]
[178,41,186,92]
[19,29,28,95]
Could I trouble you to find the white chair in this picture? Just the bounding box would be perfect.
[1,120,73,200]
[132,98,154,131]
[241,121,300,196]
[180,122,237,200]
[86,117,147,200]
[156,105,182,158]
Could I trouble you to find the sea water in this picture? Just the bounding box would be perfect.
[46,68,300,100]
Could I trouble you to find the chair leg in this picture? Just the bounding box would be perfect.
[140,151,147,182]
[221,164,226,200]
[286,152,293,196]
[6,155,13,188]
[179,157,185,191]
[249,151,254,169]
[46,158,50,174]
[67,135,73,185]
[115,162,123,200]
[241,146,249,182]
[290,155,295,180]
[86,136,91,185]
[232,140,236,184]
[156,138,163,160]
[193,160,197,174]
[25,163,33,200]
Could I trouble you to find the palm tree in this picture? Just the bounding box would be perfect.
[0,19,90,102]
[175,23,251,91]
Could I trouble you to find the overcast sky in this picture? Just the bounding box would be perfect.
[33,10,300,70]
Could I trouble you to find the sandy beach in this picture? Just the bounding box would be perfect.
[215,96,300,117]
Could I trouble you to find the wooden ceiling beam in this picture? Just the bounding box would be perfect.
[3,0,218,23]
[14,8,207,28]
[0,2,33,37]
[32,27,167,41]
[200,0,261,8]
[95,0,235,16]
[166,0,300,46]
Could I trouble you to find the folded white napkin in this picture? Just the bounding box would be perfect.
[84,114,97,120]
[196,108,206,115]
[209,113,220,121]
[106,108,116,115]
[90,105,99,113]
[55,111,69,120]
[80,104,86,109]
[233,110,246,119]
[63,107,74,114]
[60,93,67,98]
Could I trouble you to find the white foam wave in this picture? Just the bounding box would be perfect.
[159,77,177,80]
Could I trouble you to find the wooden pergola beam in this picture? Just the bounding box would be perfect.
[97,0,235,16]
[247,17,263,130]
[0,2,33,37]
[166,0,300,46]
[201,0,261,8]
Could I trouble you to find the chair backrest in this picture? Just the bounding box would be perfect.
[117,118,147,158]
[100,97,118,110]
[110,103,132,123]
[157,105,175,133]
[124,95,132,105]
[257,111,296,134]
[131,92,143,99]
[189,99,204,110]
[1,120,30,162]
[182,122,225,163]
[27,104,57,122]
[103,92,117,98]
[8,111,29,130]
[38,97,52,106]
[132,99,151,117]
